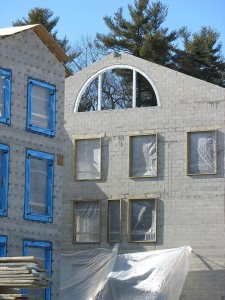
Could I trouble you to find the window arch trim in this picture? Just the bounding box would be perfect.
[74,64,160,112]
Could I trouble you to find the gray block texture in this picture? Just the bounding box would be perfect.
[0,29,66,300]
[63,52,225,300]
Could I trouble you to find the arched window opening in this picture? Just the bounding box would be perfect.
[78,77,98,112]
[101,69,133,110]
[77,66,159,112]
[136,73,157,107]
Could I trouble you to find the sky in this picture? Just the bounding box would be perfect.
[0,0,225,54]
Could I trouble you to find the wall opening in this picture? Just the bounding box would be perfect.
[75,65,159,112]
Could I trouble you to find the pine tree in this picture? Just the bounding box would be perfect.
[13,7,78,63]
[96,0,178,67]
[175,26,225,87]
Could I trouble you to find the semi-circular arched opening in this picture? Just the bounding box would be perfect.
[74,65,160,112]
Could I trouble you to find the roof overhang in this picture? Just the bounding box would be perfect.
[0,24,72,75]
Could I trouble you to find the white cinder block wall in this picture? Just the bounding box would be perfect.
[63,53,225,300]
[0,30,66,299]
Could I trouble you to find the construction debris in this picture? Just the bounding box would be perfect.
[0,294,34,299]
[0,257,50,300]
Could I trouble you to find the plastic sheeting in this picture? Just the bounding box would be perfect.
[130,135,157,177]
[60,246,191,300]
[75,201,100,243]
[188,131,216,174]
[76,139,101,180]
[29,157,48,215]
[31,85,50,128]
[130,199,156,242]
[60,245,119,300]
[0,75,4,116]
[108,200,121,242]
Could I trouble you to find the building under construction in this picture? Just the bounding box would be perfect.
[0,25,225,300]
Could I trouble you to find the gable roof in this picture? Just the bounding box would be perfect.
[0,24,72,75]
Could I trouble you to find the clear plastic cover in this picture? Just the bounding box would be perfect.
[76,139,101,180]
[29,158,48,215]
[75,201,100,242]
[108,201,120,242]
[0,75,5,116]
[60,246,191,300]
[60,244,119,300]
[130,199,156,242]
[31,85,50,128]
[188,131,216,174]
[130,135,157,177]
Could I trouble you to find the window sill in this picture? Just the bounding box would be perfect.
[24,213,52,223]
[0,116,10,125]
[26,125,55,137]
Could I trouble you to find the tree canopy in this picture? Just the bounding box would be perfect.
[13,7,78,64]
[97,0,225,87]
[175,26,225,87]
[97,0,178,67]
[12,2,225,86]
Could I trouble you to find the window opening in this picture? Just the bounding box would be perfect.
[136,72,157,107]
[78,77,98,112]
[27,79,56,137]
[0,235,7,257]
[0,67,11,125]
[108,200,121,243]
[77,66,158,112]
[24,149,54,222]
[129,199,156,242]
[0,144,9,216]
[101,69,133,110]
[129,134,157,178]
[187,130,217,175]
[23,240,52,300]
[74,201,100,243]
[75,138,101,180]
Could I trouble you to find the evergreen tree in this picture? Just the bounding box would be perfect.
[13,7,78,63]
[96,0,178,67]
[175,26,225,87]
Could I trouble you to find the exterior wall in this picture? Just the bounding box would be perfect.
[63,53,225,299]
[0,30,65,300]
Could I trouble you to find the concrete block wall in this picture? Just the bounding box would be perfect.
[0,30,66,300]
[63,53,225,299]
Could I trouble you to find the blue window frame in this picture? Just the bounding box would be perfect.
[0,235,7,257]
[0,144,9,217]
[24,149,54,222]
[0,67,11,125]
[26,78,56,137]
[23,240,52,300]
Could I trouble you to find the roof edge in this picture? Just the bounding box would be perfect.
[0,24,70,64]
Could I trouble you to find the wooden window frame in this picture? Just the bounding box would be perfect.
[128,133,158,178]
[73,200,101,244]
[107,199,122,243]
[73,137,102,181]
[128,198,157,243]
[186,129,217,176]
